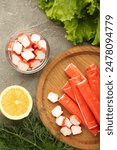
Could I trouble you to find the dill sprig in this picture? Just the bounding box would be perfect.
[0,109,77,150]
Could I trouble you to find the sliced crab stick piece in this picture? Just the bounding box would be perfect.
[38,40,46,50]
[47,92,59,103]
[35,50,45,60]
[77,79,100,124]
[63,117,72,128]
[12,53,22,66]
[31,34,41,43]
[62,82,75,102]
[18,34,31,48]
[60,126,71,136]
[58,94,84,123]
[65,63,85,78]
[40,47,46,53]
[13,41,23,54]
[17,61,29,71]
[29,60,41,69]
[71,125,82,135]
[70,115,81,126]
[69,76,98,129]
[21,50,35,61]
[56,116,65,126]
[7,41,14,51]
[86,64,100,100]
[51,105,63,118]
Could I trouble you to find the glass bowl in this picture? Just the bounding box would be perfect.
[6,31,50,74]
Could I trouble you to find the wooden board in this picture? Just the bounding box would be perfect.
[36,45,100,150]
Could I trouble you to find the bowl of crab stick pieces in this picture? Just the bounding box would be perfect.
[6,31,50,74]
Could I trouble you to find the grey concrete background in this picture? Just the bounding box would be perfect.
[0,0,73,98]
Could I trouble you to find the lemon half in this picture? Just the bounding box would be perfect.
[0,85,33,120]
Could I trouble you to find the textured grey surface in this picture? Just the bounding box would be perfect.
[0,0,73,98]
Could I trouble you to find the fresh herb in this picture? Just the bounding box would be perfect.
[0,109,77,150]
[37,0,100,45]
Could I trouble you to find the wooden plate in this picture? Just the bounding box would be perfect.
[36,45,100,150]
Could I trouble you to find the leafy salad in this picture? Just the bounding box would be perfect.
[37,0,100,45]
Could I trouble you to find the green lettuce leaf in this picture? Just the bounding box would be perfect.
[37,0,100,45]
[76,0,97,18]
[45,0,78,22]
[37,0,54,10]
[92,15,100,45]
[64,17,97,45]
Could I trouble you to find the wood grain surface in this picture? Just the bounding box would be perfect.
[36,45,100,150]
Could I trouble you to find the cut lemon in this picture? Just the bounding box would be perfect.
[0,85,33,120]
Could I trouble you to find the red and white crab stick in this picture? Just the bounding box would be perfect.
[62,81,75,102]
[65,63,85,78]
[69,75,98,129]
[58,94,83,123]
[86,64,100,100]
[77,78,100,124]
[63,63,84,102]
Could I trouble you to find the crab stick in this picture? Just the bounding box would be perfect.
[86,64,100,100]
[58,94,83,123]
[65,63,85,78]
[69,76,98,129]
[87,64,100,74]
[62,81,75,102]
[90,126,100,136]
[77,78,100,124]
